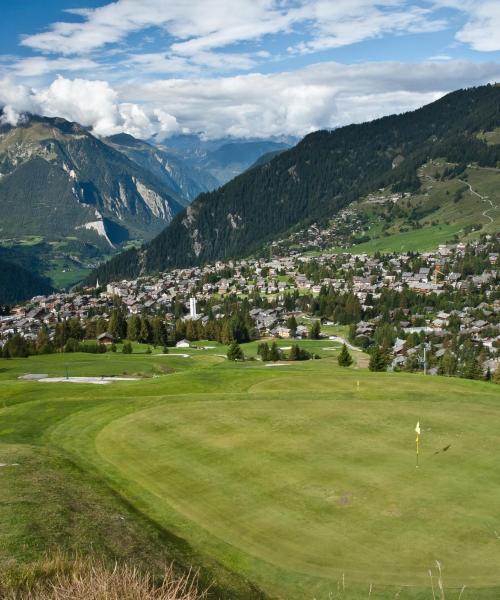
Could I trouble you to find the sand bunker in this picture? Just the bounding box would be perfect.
[19,374,139,385]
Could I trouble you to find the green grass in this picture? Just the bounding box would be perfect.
[46,267,92,289]
[332,223,461,254]
[327,162,500,255]
[1,349,500,599]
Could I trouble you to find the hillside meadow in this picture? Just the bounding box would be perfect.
[1,342,500,599]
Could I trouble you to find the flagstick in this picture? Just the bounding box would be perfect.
[416,434,419,468]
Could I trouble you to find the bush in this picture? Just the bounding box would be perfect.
[122,341,133,354]
[288,344,312,361]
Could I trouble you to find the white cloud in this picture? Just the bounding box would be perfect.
[432,1,500,52]
[454,2,500,52]
[289,1,446,55]
[17,0,449,71]
[0,76,178,138]
[126,59,500,138]
[2,60,500,140]
[10,56,99,77]
[20,0,304,59]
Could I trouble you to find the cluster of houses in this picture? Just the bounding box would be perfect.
[1,239,499,375]
[270,189,412,253]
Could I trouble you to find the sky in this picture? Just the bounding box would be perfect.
[1,0,500,140]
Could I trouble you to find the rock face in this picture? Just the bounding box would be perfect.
[0,114,185,246]
[104,133,219,205]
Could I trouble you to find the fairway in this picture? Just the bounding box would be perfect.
[2,348,500,599]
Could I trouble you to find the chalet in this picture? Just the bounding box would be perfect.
[97,332,114,345]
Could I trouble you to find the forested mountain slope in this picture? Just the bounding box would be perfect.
[0,258,53,304]
[90,84,500,285]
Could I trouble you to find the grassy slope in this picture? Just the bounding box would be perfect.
[331,161,500,255]
[1,347,500,599]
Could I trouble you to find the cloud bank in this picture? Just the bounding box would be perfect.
[2,60,500,140]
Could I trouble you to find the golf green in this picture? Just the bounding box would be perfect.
[96,393,500,597]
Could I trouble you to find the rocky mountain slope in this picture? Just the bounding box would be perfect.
[104,133,219,204]
[0,114,186,247]
[90,84,500,285]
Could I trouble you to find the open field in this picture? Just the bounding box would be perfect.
[1,346,500,599]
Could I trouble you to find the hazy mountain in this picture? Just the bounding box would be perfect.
[91,84,500,285]
[156,134,293,185]
[104,133,219,205]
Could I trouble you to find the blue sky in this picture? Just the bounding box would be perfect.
[1,1,500,139]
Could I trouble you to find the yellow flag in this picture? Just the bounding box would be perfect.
[415,421,420,436]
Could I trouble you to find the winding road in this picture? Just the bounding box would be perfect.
[460,179,498,224]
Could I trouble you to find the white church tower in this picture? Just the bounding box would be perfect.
[189,297,197,319]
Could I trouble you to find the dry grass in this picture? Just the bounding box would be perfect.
[0,555,206,600]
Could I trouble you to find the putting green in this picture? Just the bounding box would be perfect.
[96,395,500,597]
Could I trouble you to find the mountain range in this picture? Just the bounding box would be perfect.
[0,113,286,301]
[91,84,500,285]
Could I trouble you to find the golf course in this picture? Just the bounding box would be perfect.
[1,342,500,599]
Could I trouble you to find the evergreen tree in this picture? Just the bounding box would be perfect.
[286,316,298,337]
[257,342,270,361]
[462,356,483,380]
[127,315,141,341]
[109,308,127,340]
[36,325,53,354]
[95,318,108,336]
[4,334,30,358]
[369,346,389,372]
[337,344,353,367]
[139,317,153,344]
[185,319,198,341]
[227,341,244,361]
[122,341,133,354]
[269,342,281,361]
[309,320,321,340]
[152,318,168,347]
[221,320,234,345]
[439,350,457,376]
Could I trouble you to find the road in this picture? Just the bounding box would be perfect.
[460,179,497,224]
